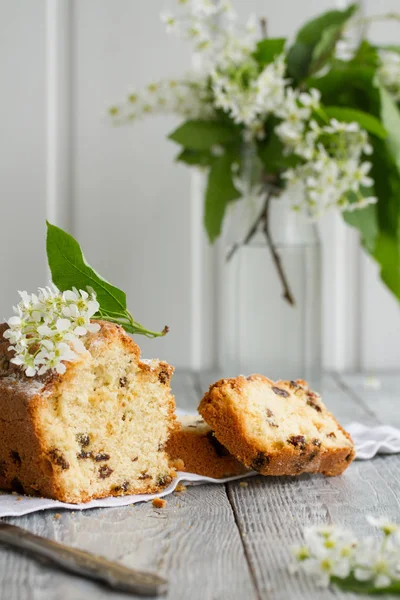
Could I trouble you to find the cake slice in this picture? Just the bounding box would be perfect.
[166,415,248,479]
[199,375,355,477]
[0,321,176,503]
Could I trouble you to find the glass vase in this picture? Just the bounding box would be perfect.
[218,189,322,387]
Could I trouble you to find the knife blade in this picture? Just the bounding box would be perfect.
[0,521,168,596]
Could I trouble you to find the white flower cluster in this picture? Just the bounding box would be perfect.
[4,288,100,377]
[292,516,400,590]
[379,50,400,102]
[278,107,376,217]
[211,55,287,135]
[111,0,256,123]
[110,77,214,123]
[160,0,253,62]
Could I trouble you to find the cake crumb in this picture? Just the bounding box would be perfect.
[54,513,61,520]
[175,483,187,493]
[16,497,22,501]
[239,481,249,488]
[170,458,185,472]
[152,498,166,509]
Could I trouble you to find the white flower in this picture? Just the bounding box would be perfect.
[160,11,178,34]
[344,161,374,190]
[191,0,219,18]
[367,516,399,537]
[353,537,398,589]
[325,118,360,134]
[299,88,321,110]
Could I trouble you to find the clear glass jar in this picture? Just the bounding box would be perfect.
[218,190,322,387]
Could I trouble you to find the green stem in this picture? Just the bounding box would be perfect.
[96,308,168,339]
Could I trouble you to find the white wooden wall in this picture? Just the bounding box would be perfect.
[0,0,399,371]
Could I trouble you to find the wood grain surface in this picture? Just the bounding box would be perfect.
[0,372,398,600]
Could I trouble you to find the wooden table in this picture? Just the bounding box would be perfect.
[0,372,399,600]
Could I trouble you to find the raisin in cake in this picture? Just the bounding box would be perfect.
[166,415,248,479]
[0,321,177,503]
[199,375,355,477]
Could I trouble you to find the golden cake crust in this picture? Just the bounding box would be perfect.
[166,415,248,479]
[199,375,355,477]
[0,321,177,503]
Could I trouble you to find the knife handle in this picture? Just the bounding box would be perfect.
[0,522,167,596]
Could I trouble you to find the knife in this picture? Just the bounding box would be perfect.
[0,521,168,596]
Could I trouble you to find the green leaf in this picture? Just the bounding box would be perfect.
[307,64,380,115]
[324,106,387,138]
[46,222,127,313]
[332,574,400,595]
[375,233,400,298]
[46,223,167,338]
[257,133,302,174]
[204,153,241,243]
[169,120,238,151]
[296,4,357,45]
[254,38,286,67]
[380,85,400,172]
[286,42,314,82]
[176,148,214,167]
[343,203,378,255]
[310,24,344,73]
[379,44,400,54]
[287,4,358,82]
[353,40,379,68]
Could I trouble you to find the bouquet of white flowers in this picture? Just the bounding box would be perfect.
[111,1,400,305]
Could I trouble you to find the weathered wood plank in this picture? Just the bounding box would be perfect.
[227,451,400,600]
[0,484,257,600]
[224,374,397,599]
[340,373,400,427]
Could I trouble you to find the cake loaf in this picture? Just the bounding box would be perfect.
[166,415,248,479]
[0,321,177,503]
[199,375,355,477]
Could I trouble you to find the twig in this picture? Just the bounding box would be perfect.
[260,17,268,38]
[226,201,267,262]
[262,194,296,306]
[226,192,296,307]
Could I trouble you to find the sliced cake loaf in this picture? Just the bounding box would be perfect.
[0,321,176,503]
[166,415,248,479]
[199,375,355,477]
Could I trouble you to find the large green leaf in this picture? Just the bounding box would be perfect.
[310,24,344,74]
[287,4,357,82]
[353,40,379,68]
[375,233,400,298]
[254,38,286,67]
[343,204,378,255]
[343,87,400,304]
[169,120,238,150]
[204,153,241,242]
[46,222,127,313]
[324,106,387,138]
[380,86,400,172]
[296,4,357,45]
[176,148,214,167]
[307,64,381,115]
